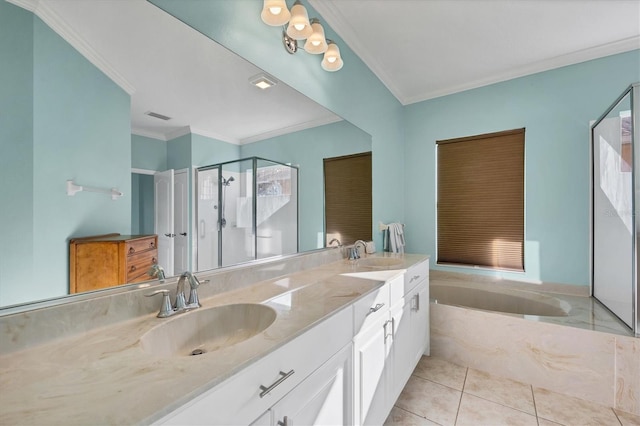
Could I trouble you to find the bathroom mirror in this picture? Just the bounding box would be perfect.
[0,0,371,310]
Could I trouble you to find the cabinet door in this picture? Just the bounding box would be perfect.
[354,314,389,426]
[410,281,430,361]
[271,344,352,426]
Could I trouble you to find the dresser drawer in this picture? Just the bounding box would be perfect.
[125,236,157,256]
[126,250,157,282]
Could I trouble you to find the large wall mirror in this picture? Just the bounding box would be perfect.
[0,0,371,310]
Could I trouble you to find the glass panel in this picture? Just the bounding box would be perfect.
[256,159,298,260]
[592,89,634,329]
[221,159,255,267]
[196,167,219,271]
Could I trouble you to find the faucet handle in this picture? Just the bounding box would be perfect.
[145,289,174,318]
[187,275,202,307]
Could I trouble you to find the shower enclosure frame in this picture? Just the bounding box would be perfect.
[590,82,639,336]
[194,156,299,270]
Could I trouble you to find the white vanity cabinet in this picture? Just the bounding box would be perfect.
[155,306,353,426]
[353,259,430,426]
[261,344,353,426]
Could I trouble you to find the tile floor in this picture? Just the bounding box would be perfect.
[384,356,640,426]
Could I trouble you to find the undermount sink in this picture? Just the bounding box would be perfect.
[357,257,404,269]
[139,303,277,358]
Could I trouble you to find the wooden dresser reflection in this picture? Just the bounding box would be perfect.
[69,233,158,293]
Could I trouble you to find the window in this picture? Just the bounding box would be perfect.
[324,152,372,246]
[437,128,525,271]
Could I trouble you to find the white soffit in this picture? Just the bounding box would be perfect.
[310,0,640,105]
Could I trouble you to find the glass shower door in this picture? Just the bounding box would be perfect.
[592,87,635,330]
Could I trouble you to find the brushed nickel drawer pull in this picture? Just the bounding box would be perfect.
[409,274,420,283]
[277,416,289,426]
[259,370,295,398]
[367,303,385,316]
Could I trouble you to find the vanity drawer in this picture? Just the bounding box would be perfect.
[155,305,354,426]
[404,259,429,295]
[353,282,389,334]
[126,251,157,281]
[125,236,157,256]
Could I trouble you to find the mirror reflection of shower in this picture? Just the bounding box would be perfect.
[196,157,299,270]
[219,175,235,229]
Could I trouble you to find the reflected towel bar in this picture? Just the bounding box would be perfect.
[66,180,123,200]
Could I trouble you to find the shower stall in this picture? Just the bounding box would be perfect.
[591,83,639,335]
[196,157,298,270]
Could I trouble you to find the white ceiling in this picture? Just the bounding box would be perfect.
[17,0,640,141]
[310,0,640,105]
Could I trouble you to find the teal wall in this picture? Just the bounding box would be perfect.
[150,0,405,251]
[241,120,372,251]
[0,2,34,302]
[404,50,640,286]
[131,174,155,235]
[0,2,131,306]
[192,133,241,166]
[131,133,167,171]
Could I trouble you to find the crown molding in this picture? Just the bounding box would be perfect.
[309,0,406,104]
[131,128,169,141]
[401,36,640,105]
[189,127,239,145]
[8,0,136,95]
[240,115,343,145]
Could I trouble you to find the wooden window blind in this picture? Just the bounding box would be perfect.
[324,152,372,246]
[437,128,525,271]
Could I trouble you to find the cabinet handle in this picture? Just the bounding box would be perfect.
[383,319,391,343]
[259,370,295,398]
[367,303,385,316]
[415,293,420,311]
[164,233,176,237]
[409,274,420,283]
[128,247,135,254]
[412,293,420,311]
[150,241,155,248]
[277,416,290,426]
[152,257,157,264]
[130,265,136,273]
[180,232,187,236]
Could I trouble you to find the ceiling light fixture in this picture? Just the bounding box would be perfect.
[260,0,343,72]
[250,73,278,90]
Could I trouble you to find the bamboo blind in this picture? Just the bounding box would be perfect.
[437,129,525,271]
[324,152,372,246]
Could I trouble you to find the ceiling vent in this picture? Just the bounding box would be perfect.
[145,111,172,121]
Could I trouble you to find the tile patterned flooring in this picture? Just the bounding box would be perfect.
[384,356,640,426]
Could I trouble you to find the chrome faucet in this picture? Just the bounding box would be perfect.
[145,271,202,318]
[328,238,342,247]
[176,271,202,310]
[147,264,166,281]
[353,240,367,257]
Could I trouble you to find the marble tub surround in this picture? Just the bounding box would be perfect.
[430,302,640,416]
[0,252,427,425]
[431,270,633,337]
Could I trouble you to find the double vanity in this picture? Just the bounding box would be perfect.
[0,251,429,425]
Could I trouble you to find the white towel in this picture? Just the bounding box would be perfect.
[388,223,405,253]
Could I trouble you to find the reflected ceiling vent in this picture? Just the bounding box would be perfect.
[145,111,172,121]
[249,73,277,90]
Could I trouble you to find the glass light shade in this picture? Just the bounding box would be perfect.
[304,21,328,54]
[261,0,290,26]
[286,2,312,40]
[321,42,343,71]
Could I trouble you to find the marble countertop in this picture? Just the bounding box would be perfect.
[0,253,428,425]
